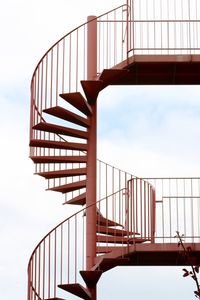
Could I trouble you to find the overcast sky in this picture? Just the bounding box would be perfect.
[1,0,200,299]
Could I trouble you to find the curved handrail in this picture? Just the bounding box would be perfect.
[30,4,128,86]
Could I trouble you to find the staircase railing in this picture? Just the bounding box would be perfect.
[30,4,129,143]
[28,176,200,299]
[139,177,200,243]
[127,0,200,56]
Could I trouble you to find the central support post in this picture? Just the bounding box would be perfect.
[86,15,98,300]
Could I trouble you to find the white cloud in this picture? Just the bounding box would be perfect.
[1,1,200,300]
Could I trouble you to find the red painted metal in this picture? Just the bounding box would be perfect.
[28,1,200,300]
[27,176,200,299]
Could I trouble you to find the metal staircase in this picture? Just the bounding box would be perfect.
[28,1,200,300]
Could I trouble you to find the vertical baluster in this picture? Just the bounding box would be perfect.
[38,246,41,298]
[34,252,37,300]
[68,220,70,284]
[140,179,142,237]
[62,38,65,94]
[82,212,85,270]
[60,225,63,284]
[45,55,48,109]
[56,43,59,106]
[83,25,86,79]
[69,35,72,93]
[75,215,77,282]
[114,9,117,65]
[147,180,149,239]
[76,29,79,91]
[168,178,172,242]
[50,49,53,108]
[191,178,194,242]
[43,240,46,299]
[176,178,179,233]
[54,229,57,298]
[48,234,51,299]
[144,181,146,238]
[183,178,186,237]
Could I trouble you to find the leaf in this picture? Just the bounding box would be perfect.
[192,275,196,280]
[195,266,200,273]
[183,271,189,277]
[182,268,188,272]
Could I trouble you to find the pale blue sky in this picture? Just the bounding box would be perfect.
[0,0,200,299]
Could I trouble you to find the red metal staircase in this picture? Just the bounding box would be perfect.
[28,1,200,300]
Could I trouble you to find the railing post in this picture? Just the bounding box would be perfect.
[86,15,98,300]
[126,0,129,64]
[151,188,156,243]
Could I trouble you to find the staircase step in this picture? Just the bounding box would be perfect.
[96,246,134,254]
[80,270,102,288]
[43,106,90,128]
[63,192,86,205]
[99,69,127,85]
[96,246,117,254]
[48,180,86,193]
[37,168,87,179]
[30,139,87,151]
[60,92,92,116]
[58,283,91,300]
[96,215,123,227]
[30,155,87,164]
[96,225,139,237]
[81,80,104,104]
[96,235,149,244]
[33,122,88,139]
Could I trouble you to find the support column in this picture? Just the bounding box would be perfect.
[86,15,98,300]
[86,102,97,270]
[87,16,97,80]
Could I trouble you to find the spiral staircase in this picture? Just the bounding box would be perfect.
[28,1,200,300]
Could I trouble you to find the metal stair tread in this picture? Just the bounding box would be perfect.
[81,80,104,104]
[37,168,87,179]
[48,180,86,193]
[96,235,148,244]
[30,155,87,164]
[33,122,88,139]
[96,214,123,227]
[30,139,88,151]
[60,92,92,116]
[58,283,91,300]
[80,270,102,288]
[96,225,140,237]
[99,69,128,85]
[63,192,86,205]
[43,106,90,128]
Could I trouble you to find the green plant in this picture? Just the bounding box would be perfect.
[175,231,200,298]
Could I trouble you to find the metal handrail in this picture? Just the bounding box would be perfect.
[30,4,128,87]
